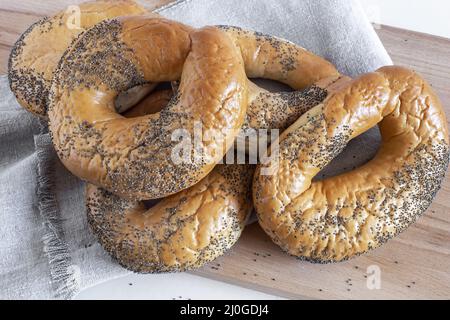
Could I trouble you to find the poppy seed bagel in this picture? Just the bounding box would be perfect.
[85,75,347,273]
[87,92,254,273]
[8,0,147,117]
[253,66,450,263]
[121,25,343,123]
[10,5,339,121]
[87,164,254,273]
[172,76,351,155]
[48,15,249,200]
[191,25,346,151]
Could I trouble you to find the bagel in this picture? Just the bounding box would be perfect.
[87,164,253,273]
[8,0,147,117]
[174,76,350,157]
[171,75,349,138]
[253,66,450,263]
[87,96,254,273]
[48,16,249,200]
[48,17,342,200]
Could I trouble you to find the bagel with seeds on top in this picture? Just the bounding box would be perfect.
[87,96,254,273]
[172,76,350,154]
[8,0,147,117]
[171,74,349,138]
[87,164,254,273]
[253,66,450,263]
[118,24,343,120]
[48,16,249,200]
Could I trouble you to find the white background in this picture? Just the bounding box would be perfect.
[360,0,450,38]
[76,0,450,300]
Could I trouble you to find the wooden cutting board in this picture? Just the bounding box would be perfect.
[1,0,449,300]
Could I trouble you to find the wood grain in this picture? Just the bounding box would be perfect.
[0,0,449,300]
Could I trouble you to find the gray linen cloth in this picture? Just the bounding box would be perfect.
[0,0,392,299]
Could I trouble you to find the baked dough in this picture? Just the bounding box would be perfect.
[87,92,253,273]
[8,0,146,117]
[253,66,450,262]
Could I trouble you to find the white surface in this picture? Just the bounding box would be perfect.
[79,0,447,300]
[360,0,450,38]
[75,273,284,300]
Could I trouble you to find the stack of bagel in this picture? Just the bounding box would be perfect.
[9,0,449,273]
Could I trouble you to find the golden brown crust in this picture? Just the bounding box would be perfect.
[170,75,349,139]
[253,66,450,263]
[85,72,341,273]
[42,16,337,204]
[202,25,344,146]
[48,16,248,200]
[50,16,337,199]
[8,0,146,117]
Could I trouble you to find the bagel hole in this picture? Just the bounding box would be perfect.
[115,82,174,115]
[313,125,382,182]
[251,78,293,92]
[143,198,163,209]
[117,79,289,117]
[152,82,174,91]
